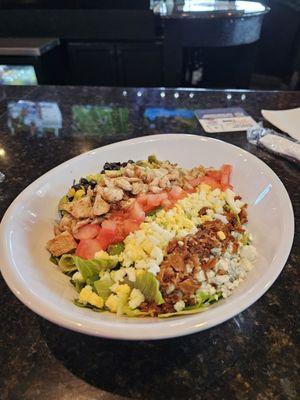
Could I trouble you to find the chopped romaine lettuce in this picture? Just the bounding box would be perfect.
[74,256,117,280]
[94,274,114,301]
[59,253,119,278]
[158,307,208,318]
[132,270,164,305]
[58,254,78,273]
[148,154,159,164]
[241,232,250,245]
[158,291,222,318]
[58,195,68,209]
[70,279,85,293]
[86,274,100,286]
[107,243,125,256]
[147,206,163,217]
[73,299,104,312]
[123,305,149,317]
[195,291,221,305]
[49,255,60,265]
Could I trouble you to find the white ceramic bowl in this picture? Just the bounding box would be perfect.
[0,134,294,340]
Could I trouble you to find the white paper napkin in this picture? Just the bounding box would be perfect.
[261,107,300,141]
[260,134,300,162]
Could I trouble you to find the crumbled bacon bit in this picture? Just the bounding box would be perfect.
[166,239,179,254]
[232,242,239,254]
[217,269,226,275]
[202,258,217,270]
[178,278,199,295]
[139,204,248,315]
[153,219,240,313]
[239,205,248,225]
[199,206,209,216]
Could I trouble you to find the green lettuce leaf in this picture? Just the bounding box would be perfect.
[107,243,125,256]
[86,274,101,287]
[123,305,149,317]
[70,279,85,293]
[147,206,163,217]
[73,299,104,312]
[58,254,119,278]
[158,291,222,318]
[158,306,208,318]
[133,271,164,305]
[58,254,77,273]
[94,274,114,301]
[49,255,60,265]
[74,256,117,280]
[195,291,221,305]
[241,232,250,245]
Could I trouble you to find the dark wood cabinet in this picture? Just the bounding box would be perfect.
[67,41,163,86]
[117,42,163,86]
[68,42,117,85]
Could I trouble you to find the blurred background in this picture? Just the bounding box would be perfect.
[0,0,298,90]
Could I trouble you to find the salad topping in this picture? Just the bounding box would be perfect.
[46,156,256,317]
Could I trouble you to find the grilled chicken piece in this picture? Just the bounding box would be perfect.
[93,193,110,216]
[114,177,132,191]
[101,187,124,203]
[61,196,93,219]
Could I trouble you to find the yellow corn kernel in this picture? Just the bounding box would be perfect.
[217,231,226,240]
[88,292,104,308]
[74,189,85,200]
[115,284,131,296]
[68,187,76,198]
[105,294,119,313]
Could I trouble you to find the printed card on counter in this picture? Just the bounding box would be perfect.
[194,107,257,133]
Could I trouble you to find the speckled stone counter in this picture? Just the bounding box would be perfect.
[0,86,299,400]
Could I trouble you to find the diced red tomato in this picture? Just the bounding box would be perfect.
[220,164,233,190]
[158,192,168,201]
[122,219,141,236]
[146,194,161,207]
[97,225,117,248]
[161,198,172,209]
[200,176,222,189]
[114,224,127,243]
[76,238,104,259]
[101,219,117,234]
[206,170,222,181]
[203,164,233,191]
[221,164,232,176]
[188,177,203,187]
[137,195,148,207]
[73,224,101,240]
[129,201,145,222]
[169,186,184,200]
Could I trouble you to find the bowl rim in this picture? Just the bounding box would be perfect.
[0,134,294,340]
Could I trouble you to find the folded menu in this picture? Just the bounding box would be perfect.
[195,107,257,133]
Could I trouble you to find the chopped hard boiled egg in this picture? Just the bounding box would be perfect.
[174,300,185,312]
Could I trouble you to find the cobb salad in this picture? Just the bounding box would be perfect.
[47,156,257,317]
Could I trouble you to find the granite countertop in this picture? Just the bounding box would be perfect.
[0,85,299,400]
